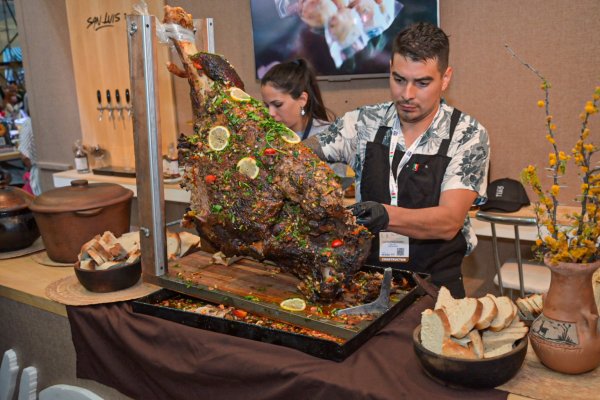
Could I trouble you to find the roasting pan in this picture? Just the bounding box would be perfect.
[133,266,428,361]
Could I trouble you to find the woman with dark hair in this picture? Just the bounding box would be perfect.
[260,58,335,140]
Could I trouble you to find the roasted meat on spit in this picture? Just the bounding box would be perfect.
[163,6,372,302]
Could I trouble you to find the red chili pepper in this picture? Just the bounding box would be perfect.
[331,239,344,248]
[205,175,217,184]
[232,309,248,318]
[264,148,277,155]
[193,61,202,70]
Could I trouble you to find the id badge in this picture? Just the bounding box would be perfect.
[379,231,409,262]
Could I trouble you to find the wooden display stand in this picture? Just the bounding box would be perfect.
[65,0,178,169]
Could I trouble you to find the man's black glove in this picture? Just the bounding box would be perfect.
[347,201,389,234]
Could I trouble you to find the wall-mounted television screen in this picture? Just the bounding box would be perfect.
[250,0,439,81]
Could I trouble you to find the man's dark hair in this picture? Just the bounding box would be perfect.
[392,22,449,73]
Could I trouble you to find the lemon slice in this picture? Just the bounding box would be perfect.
[228,87,251,102]
[208,125,230,151]
[281,127,301,144]
[280,298,306,312]
[236,157,259,179]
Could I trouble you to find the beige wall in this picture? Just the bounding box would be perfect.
[17,0,600,207]
[16,0,82,190]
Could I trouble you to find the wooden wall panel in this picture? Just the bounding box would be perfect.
[65,0,177,169]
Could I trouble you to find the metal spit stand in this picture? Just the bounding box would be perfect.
[127,14,166,281]
[124,14,398,338]
[126,13,213,283]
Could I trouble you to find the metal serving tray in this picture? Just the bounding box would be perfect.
[133,267,427,361]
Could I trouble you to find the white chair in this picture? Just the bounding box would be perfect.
[1,349,102,400]
[18,366,103,400]
[0,349,19,400]
[476,210,551,298]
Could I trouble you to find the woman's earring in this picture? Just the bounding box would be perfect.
[300,107,306,116]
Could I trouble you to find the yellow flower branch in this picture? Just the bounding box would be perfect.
[507,44,600,264]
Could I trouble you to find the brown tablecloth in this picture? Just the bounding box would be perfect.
[67,295,508,400]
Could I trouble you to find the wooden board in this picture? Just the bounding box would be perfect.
[167,251,302,305]
[65,0,177,169]
[163,251,371,339]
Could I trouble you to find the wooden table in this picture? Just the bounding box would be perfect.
[0,252,72,316]
[0,252,596,400]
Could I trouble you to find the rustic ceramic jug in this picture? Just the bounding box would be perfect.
[529,256,600,374]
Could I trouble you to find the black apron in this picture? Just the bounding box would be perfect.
[360,108,467,296]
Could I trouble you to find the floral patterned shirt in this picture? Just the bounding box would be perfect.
[316,100,490,255]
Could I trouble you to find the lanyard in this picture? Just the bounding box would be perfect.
[388,118,424,206]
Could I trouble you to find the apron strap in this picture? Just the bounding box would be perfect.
[373,125,391,144]
[373,103,396,144]
[437,108,462,156]
[301,117,314,141]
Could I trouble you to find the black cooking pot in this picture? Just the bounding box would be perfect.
[0,172,40,252]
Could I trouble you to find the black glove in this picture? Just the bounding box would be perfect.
[347,201,389,234]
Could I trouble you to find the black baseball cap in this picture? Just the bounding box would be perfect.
[480,178,530,212]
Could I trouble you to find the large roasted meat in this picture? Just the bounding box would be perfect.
[163,6,372,302]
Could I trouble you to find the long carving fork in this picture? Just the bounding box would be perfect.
[337,268,392,316]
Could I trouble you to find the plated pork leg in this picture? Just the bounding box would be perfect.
[163,6,372,302]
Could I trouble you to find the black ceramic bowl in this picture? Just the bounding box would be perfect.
[412,325,527,389]
[74,261,141,293]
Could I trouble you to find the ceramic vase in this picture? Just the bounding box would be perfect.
[529,256,600,374]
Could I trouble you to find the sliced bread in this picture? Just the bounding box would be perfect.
[442,338,478,359]
[420,308,451,355]
[530,293,544,313]
[483,326,528,339]
[443,297,482,338]
[484,342,514,358]
[118,231,141,254]
[179,231,201,256]
[450,335,471,347]
[482,330,528,351]
[467,329,484,359]
[100,231,118,246]
[482,335,526,356]
[94,260,123,270]
[434,286,455,311]
[508,314,526,328]
[475,295,498,330]
[167,231,181,260]
[516,298,535,320]
[79,259,96,270]
[488,296,517,331]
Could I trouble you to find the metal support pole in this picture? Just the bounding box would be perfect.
[490,222,504,295]
[127,14,166,279]
[513,226,526,298]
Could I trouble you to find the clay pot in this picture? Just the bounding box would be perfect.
[0,184,40,252]
[529,256,600,374]
[29,180,133,263]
